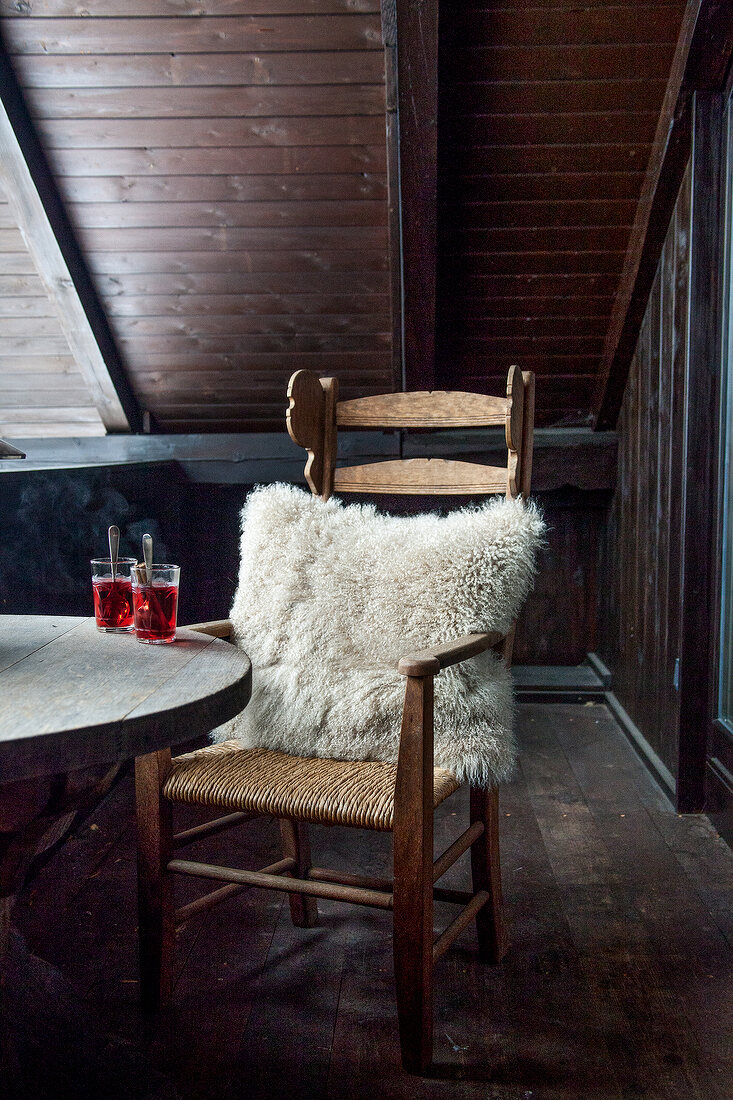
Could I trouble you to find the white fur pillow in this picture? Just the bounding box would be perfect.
[216,483,544,787]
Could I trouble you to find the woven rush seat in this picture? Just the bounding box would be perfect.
[164,740,461,831]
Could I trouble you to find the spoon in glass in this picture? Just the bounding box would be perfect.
[142,533,153,586]
[108,525,120,583]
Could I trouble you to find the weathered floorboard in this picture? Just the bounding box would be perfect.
[11,702,733,1098]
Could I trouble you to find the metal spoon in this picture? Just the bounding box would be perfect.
[142,533,153,585]
[108,525,120,583]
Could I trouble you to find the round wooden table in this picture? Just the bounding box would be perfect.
[0,615,251,1092]
[0,615,252,784]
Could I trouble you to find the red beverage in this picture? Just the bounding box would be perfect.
[133,581,179,643]
[92,577,134,631]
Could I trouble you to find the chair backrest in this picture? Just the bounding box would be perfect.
[286,366,535,502]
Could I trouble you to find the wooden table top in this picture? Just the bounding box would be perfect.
[0,615,252,784]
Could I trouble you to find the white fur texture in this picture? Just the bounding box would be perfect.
[215,483,544,787]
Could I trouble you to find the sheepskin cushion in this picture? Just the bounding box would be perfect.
[215,483,544,787]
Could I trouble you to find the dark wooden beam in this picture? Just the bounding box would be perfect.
[395,0,439,391]
[381,0,403,393]
[594,0,733,430]
[677,92,726,813]
[0,36,142,434]
[0,427,617,492]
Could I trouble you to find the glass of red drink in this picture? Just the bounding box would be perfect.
[90,557,136,633]
[132,564,180,644]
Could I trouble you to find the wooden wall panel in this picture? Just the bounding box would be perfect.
[1,1,392,432]
[598,161,691,779]
[0,184,105,437]
[514,490,607,666]
[436,0,687,427]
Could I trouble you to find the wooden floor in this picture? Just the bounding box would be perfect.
[11,702,733,1100]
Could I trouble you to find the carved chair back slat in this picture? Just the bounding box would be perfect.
[287,366,535,503]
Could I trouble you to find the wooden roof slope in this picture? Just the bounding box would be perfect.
[437,0,688,426]
[0,0,392,435]
[0,0,703,435]
[0,179,106,438]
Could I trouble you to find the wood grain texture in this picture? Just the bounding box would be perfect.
[392,673,434,1073]
[431,888,490,963]
[593,0,701,428]
[286,368,327,497]
[0,100,120,434]
[395,0,438,390]
[33,117,386,150]
[61,200,388,230]
[332,458,508,495]
[435,0,688,424]
[25,84,386,120]
[519,371,536,498]
[1,1,381,16]
[5,16,384,55]
[278,818,319,928]
[0,4,392,432]
[168,858,395,909]
[594,0,733,428]
[336,390,509,428]
[319,375,338,501]
[51,146,388,178]
[135,748,174,1013]
[432,821,484,885]
[513,490,608,666]
[677,92,726,812]
[11,704,733,1097]
[0,616,252,783]
[597,165,691,788]
[397,632,504,678]
[469,784,506,962]
[505,365,524,496]
[63,173,388,203]
[11,51,385,89]
[0,46,145,435]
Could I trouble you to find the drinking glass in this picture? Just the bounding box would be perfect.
[90,557,136,633]
[132,564,180,644]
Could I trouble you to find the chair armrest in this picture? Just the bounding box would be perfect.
[185,619,235,640]
[397,631,506,677]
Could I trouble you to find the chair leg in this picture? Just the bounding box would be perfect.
[393,851,433,1074]
[278,818,318,928]
[135,750,175,1014]
[392,674,435,1074]
[470,784,507,963]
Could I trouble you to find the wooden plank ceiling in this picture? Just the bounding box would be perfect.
[0,0,688,433]
[436,0,688,426]
[0,0,391,433]
[0,180,106,437]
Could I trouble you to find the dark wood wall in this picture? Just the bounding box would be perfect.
[598,161,691,784]
[514,490,607,666]
[1,0,392,432]
[435,0,686,427]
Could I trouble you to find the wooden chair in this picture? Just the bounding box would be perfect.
[135,365,535,1074]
